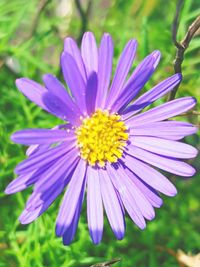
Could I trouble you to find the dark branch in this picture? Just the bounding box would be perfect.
[75,0,92,45]
[168,1,200,101]
[172,0,184,49]
[182,15,200,48]
[91,258,121,267]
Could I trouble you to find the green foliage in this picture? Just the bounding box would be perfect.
[0,0,199,266]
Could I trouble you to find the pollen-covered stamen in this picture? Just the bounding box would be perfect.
[75,109,129,167]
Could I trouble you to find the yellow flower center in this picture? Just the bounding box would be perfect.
[75,109,129,167]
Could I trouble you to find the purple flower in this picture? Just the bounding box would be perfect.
[5,32,198,245]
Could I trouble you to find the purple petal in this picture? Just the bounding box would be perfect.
[130,136,198,159]
[15,78,48,111]
[129,121,197,140]
[43,74,82,123]
[5,171,35,194]
[124,167,163,208]
[87,166,103,244]
[107,164,146,228]
[33,149,79,193]
[124,154,177,196]
[123,73,182,118]
[25,125,63,156]
[127,144,196,176]
[24,157,79,213]
[81,32,98,76]
[42,92,81,125]
[62,184,85,245]
[99,169,125,240]
[61,52,87,115]
[26,144,48,157]
[64,37,87,82]
[42,74,73,104]
[34,149,79,195]
[125,97,197,125]
[16,79,72,122]
[19,179,65,224]
[11,129,75,145]
[111,51,161,112]
[96,33,113,109]
[19,208,42,224]
[86,71,98,115]
[56,159,86,237]
[15,141,75,175]
[118,164,155,220]
[105,39,138,109]
[5,161,56,195]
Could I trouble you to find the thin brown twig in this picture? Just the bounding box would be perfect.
[90,258,121,267]
[168,1,200,100]
[172,0,184,49]
[75,0,92,45]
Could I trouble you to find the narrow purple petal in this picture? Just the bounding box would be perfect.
[87,166,103,244]
[19,180,65,224]
[24,158,79,213]
[16,79,74,122]
[26,144,47,157]
[5,161,55,194]
[117,164,155,220]
[99,169,125,240]
[25,125,64,156]
[33,149,79,193]
[96,33,113,109]
[11,129,75,145]
[115,190,125,216]
[130,136,198,159]
[127,144,196,176]
[56,159,86,237]
[125,97,197,125]
[15,78,48,111]
[81,32,98,76]
[109,166,155,220]
[61,52,87,115]
[62,185,85,245]
[15,141,75,175]
[124,167,163,208]
[19,208,42,224]
[124,154,177,196]
[107,164,147,228]
[111,51,161,112]
[42,74,73,104]
[64,37,87,82]
[5,171,35,194]
[43,74,82,123]
[129,121,197,140]
[123,73,182,118]
[86,71,98,115]
[42,92,81,125]
[105,39,137,109]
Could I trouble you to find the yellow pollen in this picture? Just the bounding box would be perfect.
[75,109,129,167]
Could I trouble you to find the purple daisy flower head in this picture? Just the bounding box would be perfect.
[6,32,198,245]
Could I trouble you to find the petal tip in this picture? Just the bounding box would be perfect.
[4,186,11,195]
[169,187,178,197]
[92,237,102,245]
[177,73,182,80]
[15,78,24,88]
[115,230,125,240]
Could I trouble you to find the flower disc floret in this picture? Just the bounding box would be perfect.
[75,110,129,167]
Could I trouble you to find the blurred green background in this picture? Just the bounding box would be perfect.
[0,0,200,266]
